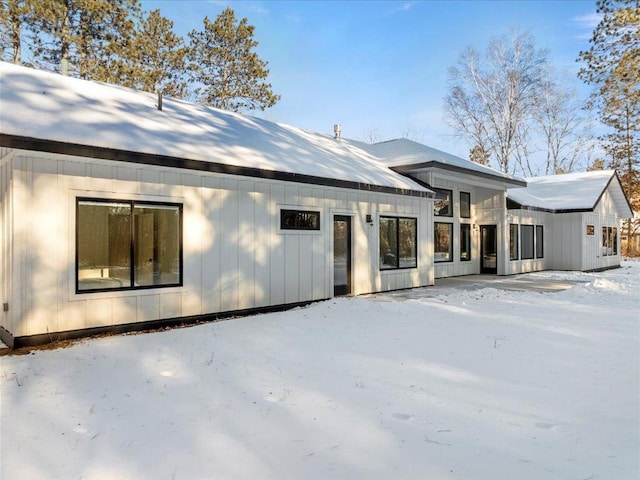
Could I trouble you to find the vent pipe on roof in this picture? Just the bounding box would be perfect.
[157,89,163,111]
[333,124,341,140]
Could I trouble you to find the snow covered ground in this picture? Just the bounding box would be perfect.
[1,264,638,480]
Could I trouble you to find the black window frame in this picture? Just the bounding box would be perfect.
[535,225,544,259]
[434,222,454,263]
[521,225,535,260]
[433,188,453,217]
[379,216,418,270]
[280,209,321,231]
[76,198,183,294]
[460,191,471,218]
[602,226,618,256]
[509,224,519,261]
[460,223,471,261]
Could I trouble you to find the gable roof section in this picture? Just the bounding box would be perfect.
[0,62,431,198]
[507,170,634,217]
[366,138,527,187]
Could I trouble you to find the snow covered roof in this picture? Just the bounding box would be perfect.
[508,170,633,217]
[367,138,526,187]
[0,62,430,197]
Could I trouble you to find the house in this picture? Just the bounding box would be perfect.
[506,170,633,273]
[0,63,633,348]
[0,62,437,348]
[367,139,527,277]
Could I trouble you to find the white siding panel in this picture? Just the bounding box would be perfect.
[86,297,113,328]
[160,292,182,319]
[312,231,326,300]
[220,181,239,312]
[298,235,313,301]
[4,150,436,339]
[238,184,256,310]
[138,294,160,322]
[284,235,300,303]
[201,184,222,315]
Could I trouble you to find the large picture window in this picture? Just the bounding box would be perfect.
[536,225,544,258]
[379,216,417,269]
[77,199,182,292]
[509,224,519,260]
[521,225,534,260]
[460,223,471,261]
[434,222,453,262]
[433,188,453,217]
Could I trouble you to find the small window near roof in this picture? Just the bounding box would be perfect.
[433,188,452,217]
[280,209,320,230]
[460,192,471,218]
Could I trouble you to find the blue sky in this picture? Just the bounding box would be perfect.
[140,0,600,159]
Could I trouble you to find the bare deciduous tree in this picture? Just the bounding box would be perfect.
[363,128,384,144]
[445,29,547,175]
[533,69,595,176]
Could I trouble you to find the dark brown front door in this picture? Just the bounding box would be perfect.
[333,216,352,296]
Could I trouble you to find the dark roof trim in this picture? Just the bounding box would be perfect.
[391,161,527,187]
[508,204,593,213]
[508,171,634,215]
[0,134,432,198]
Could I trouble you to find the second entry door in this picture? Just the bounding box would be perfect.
[480,225,497,274]
[333,216,352,296]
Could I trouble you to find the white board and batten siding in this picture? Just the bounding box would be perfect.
[411,170,511,278]
[550,188,622,272]
[1,148,14,337]
[2,150,433,339]
[506,210,552,275]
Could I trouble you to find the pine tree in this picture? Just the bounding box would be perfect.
[128,8,187,98]
[187,7,280,112]
[0,0,30,64]
[29,0,139,80]
[469,145,490,166]
[578,0,640,255]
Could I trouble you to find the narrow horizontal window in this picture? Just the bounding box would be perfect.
[380,216,417,270]
[77,199,182,293]
[280,209,320,230]
[434,222,453,262]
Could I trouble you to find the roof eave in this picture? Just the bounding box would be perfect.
[0,133,433,198]
[391,161,527,187]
